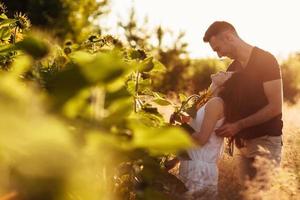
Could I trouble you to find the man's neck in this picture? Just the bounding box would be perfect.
[236,42,254,68]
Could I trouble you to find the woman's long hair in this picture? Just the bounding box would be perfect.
[218,72,244,123]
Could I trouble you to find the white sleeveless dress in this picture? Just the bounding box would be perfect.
[178,102,225,199]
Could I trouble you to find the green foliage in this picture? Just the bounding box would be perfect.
[0,4,193,198]
[0,26,11,41]
[70,51,128,83]
[2,0,109,41]
[46,63,90,108]
[281,53,300,103]
[129,121,193,155]
[152,92,173,106]
[185,58,229,94]
[15,36,49,59]
[0,6,32,70]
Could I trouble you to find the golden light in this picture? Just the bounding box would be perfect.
[104,0,300,59]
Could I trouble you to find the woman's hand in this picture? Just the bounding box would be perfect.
[169,112,191,124]
[164,157,179,171]
[181,114,191,123]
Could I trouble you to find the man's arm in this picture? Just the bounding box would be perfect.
[216,79,283,137]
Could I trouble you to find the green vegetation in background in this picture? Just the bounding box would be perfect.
[2,0,109,41]
[281,53,300,103]
[0,3,193,199]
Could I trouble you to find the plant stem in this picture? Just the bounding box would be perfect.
[134,71,140,113]
[13,26,17,44]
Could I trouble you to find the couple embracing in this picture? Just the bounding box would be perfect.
[169,21,283,199]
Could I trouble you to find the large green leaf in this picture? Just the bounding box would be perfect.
[179,93,187,103]
[46,63,90,108]
[0,13,8,20]
[137,77,152,93]
[152,98,172,106]
[0,44,15,53]
[0,27,11,42]
[129,49,147,60]
[125,73,152,95]
[129,121,193,155]
[131,111,165,127]
[125,78,136,96]
[105,86,131,108]
[15,36,49,59]
[150,59,166,73]
[138,57,154,72]
[62,88,91,119]
[0,19,17,27]
[102,97,133,127]
[151,92,172,106]
[70,51,128,84]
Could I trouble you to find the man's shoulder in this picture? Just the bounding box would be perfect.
[254,46,278,64]
[253,47,281,81]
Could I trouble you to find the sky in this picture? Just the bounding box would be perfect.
[101,0,300,60]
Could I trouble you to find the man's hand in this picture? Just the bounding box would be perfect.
[215,122,241,137]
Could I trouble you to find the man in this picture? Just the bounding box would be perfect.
[203,21,283,184]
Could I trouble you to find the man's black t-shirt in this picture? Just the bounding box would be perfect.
[226,46,283,139]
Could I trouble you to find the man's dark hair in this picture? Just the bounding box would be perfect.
[203,21,238,42]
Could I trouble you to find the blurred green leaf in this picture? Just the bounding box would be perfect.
[151,92,172,106]
[152,98,172,106]
[129,49,147,60]
[133,110,165,127]
[15,36,49,59]
[46,63,90,108]
[70,51,127,84]
[0,44,15,54]
[106,76,127,92]
[105,86,131,108]
[179,93,187,103]
[138,57,154,72]
[150,59,166,73]
[138,77,152,93]
[62,88,91,118]
[102,97,133,127]
[141,104,160,115]
[125,79,136,95]
[129,120,193,155]
[10,55,32,76]
[0,18,17,27]
[0,27,11,42]
[0,13,8,20]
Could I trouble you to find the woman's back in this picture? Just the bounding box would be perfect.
[178,98,225,199]
[187,100,225,162]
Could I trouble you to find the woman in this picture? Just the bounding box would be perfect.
[170,71,238,199]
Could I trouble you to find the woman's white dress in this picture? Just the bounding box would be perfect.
[178,102,225,199]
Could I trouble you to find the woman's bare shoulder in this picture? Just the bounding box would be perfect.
[207,97,224,107]
[205,97,224,117]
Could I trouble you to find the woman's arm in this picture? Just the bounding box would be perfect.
[192,97,224,145]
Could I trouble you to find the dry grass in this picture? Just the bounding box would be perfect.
[218,102,300,200]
